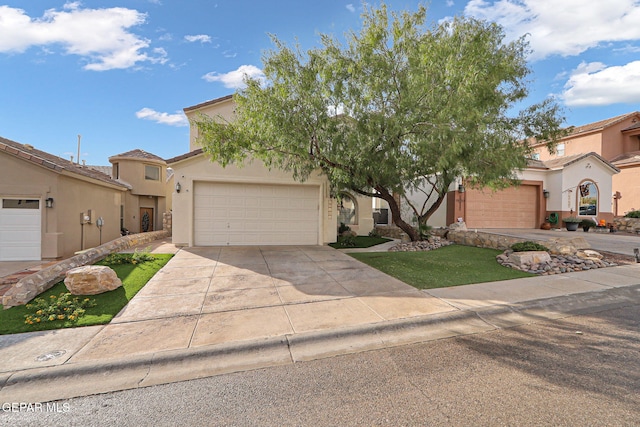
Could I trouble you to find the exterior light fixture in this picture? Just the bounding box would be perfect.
[458,184,465,193]
[175,182,181,193]
[45,197,54,208]
[543,189,550,199]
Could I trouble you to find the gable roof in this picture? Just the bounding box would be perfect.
[109,149,166,163]
[610,150,640,167]
[543,152,619,173]
[0,136,128,189]
[564,111,640,138]
[183,94,234,113]
[165,148,204,165]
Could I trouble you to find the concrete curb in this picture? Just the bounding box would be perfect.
[2,284,638,403]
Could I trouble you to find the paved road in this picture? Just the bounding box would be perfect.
[480,228,640,256]
[4,304,639,426]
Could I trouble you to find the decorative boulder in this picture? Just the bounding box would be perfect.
[576,249,604,260]
[508,251,551,267]
[64,265,122,295]
[449,221,467,231]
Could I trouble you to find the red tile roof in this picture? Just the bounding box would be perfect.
[109,149,166,163]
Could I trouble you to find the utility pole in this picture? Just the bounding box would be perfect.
[77,134,82,164]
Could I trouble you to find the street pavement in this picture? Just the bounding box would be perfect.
[2,305,639,426]
[0,237,639,403]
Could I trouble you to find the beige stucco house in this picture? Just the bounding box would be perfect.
[0,137,171,261]
[168,95,373,247]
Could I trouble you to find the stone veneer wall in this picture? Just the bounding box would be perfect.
[614,217,640,233]
[433,228,589,255]
[2,230,170,309]
[163,211,172,234]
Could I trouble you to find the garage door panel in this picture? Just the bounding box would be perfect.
[465,186,538,229]
[0,200,41,261]
[194,182,319,246]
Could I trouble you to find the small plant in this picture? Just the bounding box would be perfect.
[580,219,597,229]
[511,241,549,252]
[103,247,154,265]
[24,293,97,325]
[337,235,357,247]
[419,224,432,240]
[368,229,382,238]
[338,222,351,235]
[562,216,581,223]
[624,210,640,218]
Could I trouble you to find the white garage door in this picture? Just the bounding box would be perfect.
[194,182,320,246]
[0,198,41,261]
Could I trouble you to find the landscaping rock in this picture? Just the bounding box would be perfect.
[508,251,551,267]
[449,221,468,231]
[496,250,616,275]
[576,249,604,260]
[64,265,122,295]
[388,236,453,252]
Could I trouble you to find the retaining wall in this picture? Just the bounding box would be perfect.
[614,217,640,233]
[2,230,170,309]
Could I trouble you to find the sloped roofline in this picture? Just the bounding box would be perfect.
[543,151,620,173]
[0,136,129,189]
[183,94,234,113]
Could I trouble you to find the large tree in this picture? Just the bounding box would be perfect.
[194,3,564,241]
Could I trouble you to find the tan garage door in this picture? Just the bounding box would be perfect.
[464,185,538,228]
[193,182,319,246]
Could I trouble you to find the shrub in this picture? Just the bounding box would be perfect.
[338,222,351,234]
[337,235,357,247]
[580,219,597,227]
[419,224,432,240]
[368,229,382,238]
[102,247,154,265]
[511,241,549,252]
[624,210,640,218]
[24,293,97,325]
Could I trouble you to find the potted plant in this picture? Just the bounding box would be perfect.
[563,216,581,231]
[580,218,596,232]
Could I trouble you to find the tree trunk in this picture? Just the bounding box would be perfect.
[375,186,420,241]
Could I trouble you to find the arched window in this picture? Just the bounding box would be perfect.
[578,180,598,216]
[337,193,357,225]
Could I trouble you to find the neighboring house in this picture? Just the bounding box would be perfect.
[532,111,640,216]
[0,136,127,261]
[168,95,373,247]
[108,149,172,234]
[0,137,171,261]
[447,153,619,228]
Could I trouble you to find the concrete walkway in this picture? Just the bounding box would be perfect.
[1,240,639,403]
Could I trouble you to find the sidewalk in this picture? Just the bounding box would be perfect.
[1,240,639,403]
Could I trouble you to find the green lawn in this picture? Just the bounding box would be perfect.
[329,236,392,249]
[0,254,173,335]
[350,245,534,289]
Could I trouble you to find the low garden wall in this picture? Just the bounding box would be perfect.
[614,217,640,233]
[433,228,589,255]
[2,230,170,309]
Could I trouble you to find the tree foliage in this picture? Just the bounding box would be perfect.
[194,3,564,241]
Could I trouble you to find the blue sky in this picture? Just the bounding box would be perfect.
[1,0,640,166]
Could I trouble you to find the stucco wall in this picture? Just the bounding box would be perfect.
[0,155,126,259]
[613,167,640,215]
[186,98,236,151]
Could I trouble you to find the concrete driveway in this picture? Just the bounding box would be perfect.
[479,228,640,256]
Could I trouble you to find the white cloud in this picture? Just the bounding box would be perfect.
[202,65,266,89]
[135,108,189,126]
[464,0,640,60]
[346,4,356,13]
[446,0,455,6]
[184,34,211,43]
[0,3,165,71]
[561,61,640,106]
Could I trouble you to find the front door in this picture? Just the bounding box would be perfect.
[140,207,154,232]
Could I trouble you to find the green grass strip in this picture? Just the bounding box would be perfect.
[350,245,534,290]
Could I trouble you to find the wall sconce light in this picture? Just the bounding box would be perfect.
[45,197,54,208]
[458,184,465,193]
[175,182,181,193]
[543,189,550,199]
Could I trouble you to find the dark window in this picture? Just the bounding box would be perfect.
[2,199,39,209]
[145,165,160,181]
